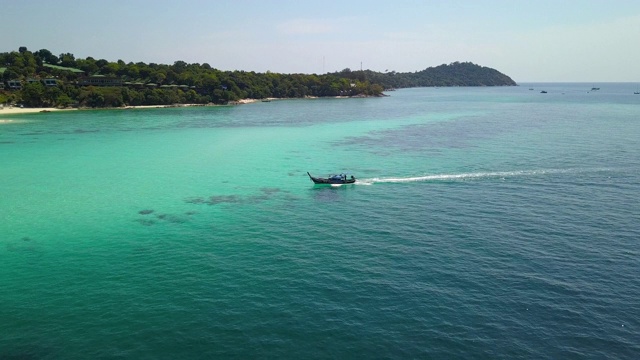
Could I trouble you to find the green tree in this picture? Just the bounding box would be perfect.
[43,86,62,106]
[20,82,46,107]
[78,87,105,107]
[59,53,77,67]
[100,62,120,75]
[77,58,99,74]
[35,49,58,64]
[101,87,124,107]
[2,68,20,80]
[55,94,73,108]
[150,71,166,84]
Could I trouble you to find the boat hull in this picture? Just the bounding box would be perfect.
[307,172,356,185]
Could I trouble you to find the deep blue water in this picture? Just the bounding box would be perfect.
[1,83,639,359]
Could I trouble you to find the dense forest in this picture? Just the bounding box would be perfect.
[332,62,517,88]
[1,47,516,108]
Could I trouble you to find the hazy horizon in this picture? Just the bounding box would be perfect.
[3,0,640,83]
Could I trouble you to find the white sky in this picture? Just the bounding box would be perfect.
[3,0,640,82]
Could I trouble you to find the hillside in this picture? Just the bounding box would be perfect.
[332,62,517,88]
[1,47,516,108]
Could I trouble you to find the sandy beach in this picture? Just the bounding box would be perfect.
[0,107,76,123]
[0,99,306,121]
[0,105,204,115]
[0,104,207,119]
[0,107,75,116]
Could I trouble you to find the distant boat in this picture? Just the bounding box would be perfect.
[540,90,547,94]
[307,172,356,185]
[591,87,600,91]
[635,92,640,95]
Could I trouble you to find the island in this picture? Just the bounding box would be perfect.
[1,47,516,109]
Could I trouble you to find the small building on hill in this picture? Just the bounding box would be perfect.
[78,75,122,87]
[43,63,85,74]
[7,80,22,90]
[43,79,58,87]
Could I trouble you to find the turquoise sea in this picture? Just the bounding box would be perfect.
[1,83,639,359]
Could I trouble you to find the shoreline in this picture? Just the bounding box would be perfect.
[0,104,208,118]
[0,107,76,123]
[1,102,237,117]
[0,95,381,119]
[0,106,76,116]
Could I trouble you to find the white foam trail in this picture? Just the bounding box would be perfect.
[358,168,599,185]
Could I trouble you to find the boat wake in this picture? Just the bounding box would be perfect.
[356,168,608,185]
